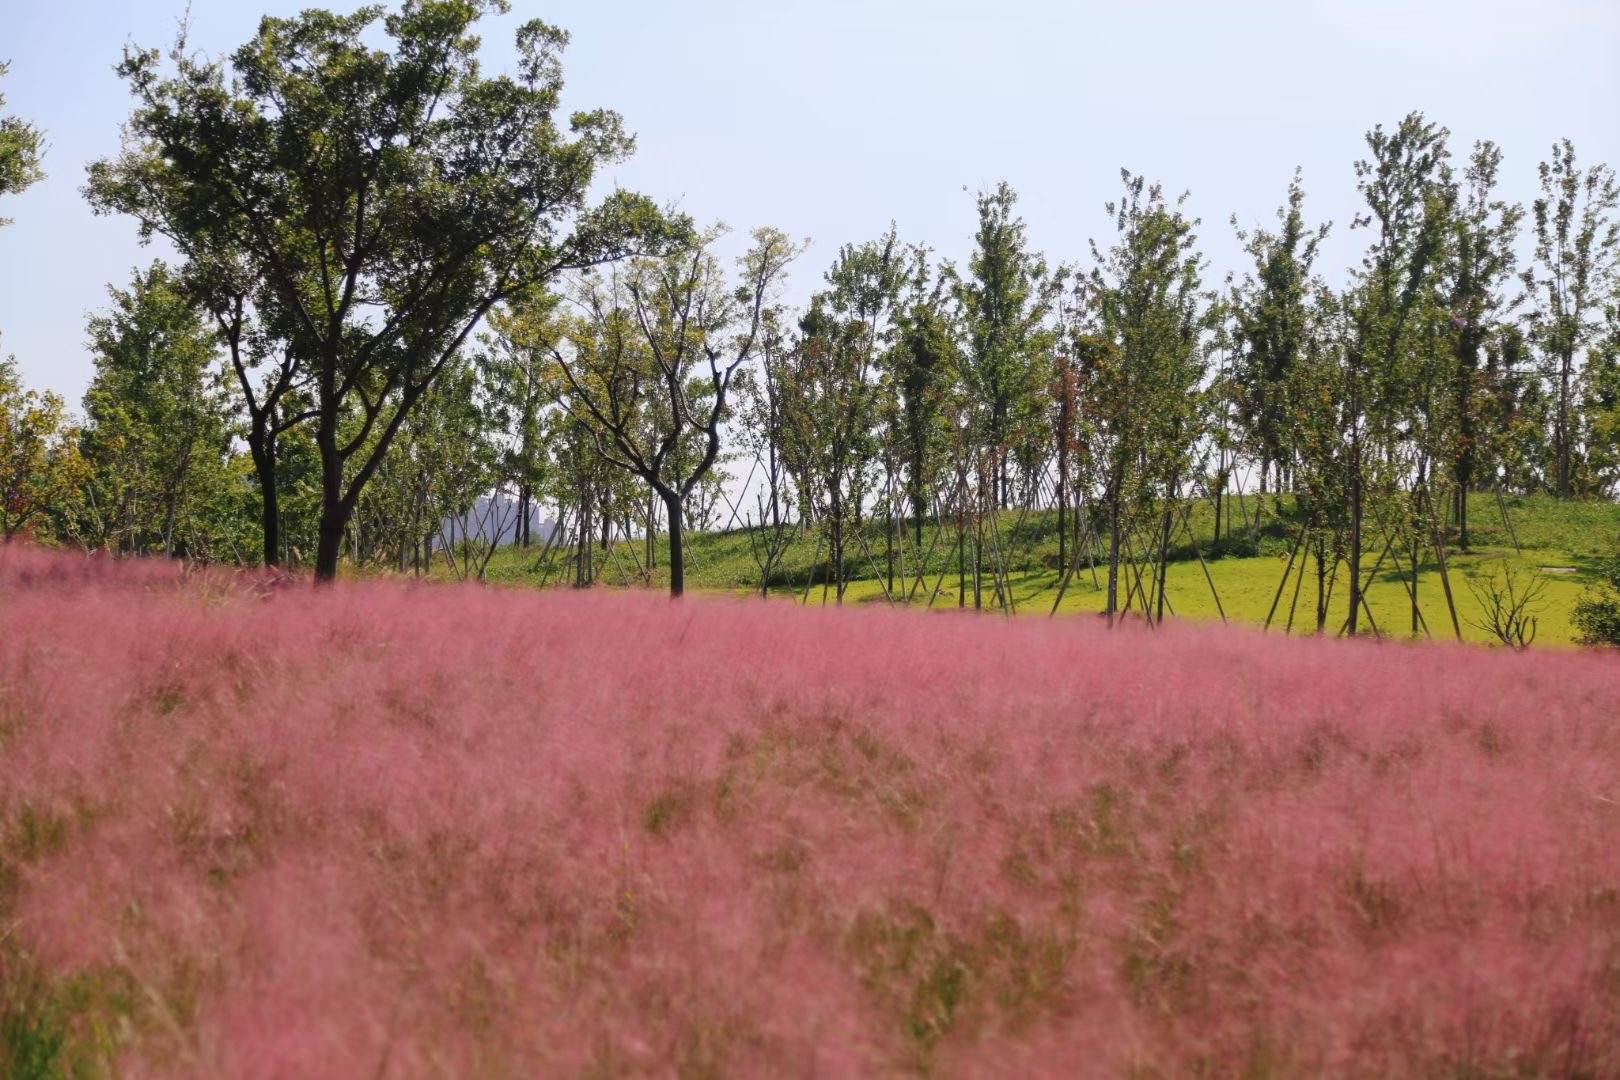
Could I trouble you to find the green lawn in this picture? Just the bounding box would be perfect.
[469,493,1619,647]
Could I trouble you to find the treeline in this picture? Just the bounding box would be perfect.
[1,3,1617,622]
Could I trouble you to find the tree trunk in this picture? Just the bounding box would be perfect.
[1056,454,1068,574]
[956,503,965,609]
[1154,499,1173,624]
[1347,429,1362,635]
[314,494,347,584]
[1411,526,1421,638]
[661,488,686,598]
[576,486,592,587]
[1104,462,1124,623]
[830,488,846,604]
[1455,339,1474,550]
[248,430,281,567]
[313,414,346,583]
[1455,481,1468,551]
[885,502,894,595]
[1556,348,1573,497]
[973,513,983,611]
[1315,541,1328,633]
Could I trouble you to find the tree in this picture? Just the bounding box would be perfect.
[1344,113,1451,634]
[80,263,240,557]
[551,228,798,597]
[1079,172,1209,621]
[1522,139,1619,497]
[88,1,672,581]
[1583,303,1620,495]
[0,61,44,226]
[952,183,1057,509]
[735,307,796,535]
[199,258,309,567]
[781,229,911,601]
[1284,286,1353,631]
[0,348,84,541]
[1048,340,1082,572]
[1466,559,1547,650]
[355,351,505,577]
[1479,322,1548,494]
[887,259,955,548]
[1232,169,1330,495]
[482,295,563,547]
[1442,141,1521,546]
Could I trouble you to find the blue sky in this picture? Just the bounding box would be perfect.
[1,0,1616,402]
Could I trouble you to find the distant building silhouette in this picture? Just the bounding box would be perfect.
[433,492,555,551]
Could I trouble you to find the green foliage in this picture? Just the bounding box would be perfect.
[887,267,958,528]
[1522,138,1620,496]
[79,262,246,558]
[1580,304,1620,495]
[779,227,911,597]
[351,351,504,576]
[0,348,84,541]
[1078,171,1210,613]
[1443,141,1523,536]
[1573,551,1620,647]
[952,184,1059,507]
[0,61,44,226]
[550,227,799,594]
[8,5,1612,606]
[1348,112,1453,444]
[87,0,681,578]
[0,973,67,1080]
[1231,168,1330,489]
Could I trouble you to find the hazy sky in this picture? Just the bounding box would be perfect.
[1,0,1616,402]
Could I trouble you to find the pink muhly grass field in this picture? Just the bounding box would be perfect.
[2,544,1619,1076]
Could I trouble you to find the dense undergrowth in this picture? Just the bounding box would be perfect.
[3,544,1620,1075]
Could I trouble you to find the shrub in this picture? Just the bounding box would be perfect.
[1573,553,1620,646]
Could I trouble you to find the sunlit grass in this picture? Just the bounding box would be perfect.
[471,492,1617,647]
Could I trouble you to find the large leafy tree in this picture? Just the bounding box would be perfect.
[0,61,44,227]
[1521,138,1620,497]
[80,262,241,557]
[87,1,672,580]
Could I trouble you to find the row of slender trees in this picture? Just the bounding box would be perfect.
[2,3,1618,619]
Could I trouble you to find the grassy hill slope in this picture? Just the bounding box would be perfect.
[471,493,1620,646]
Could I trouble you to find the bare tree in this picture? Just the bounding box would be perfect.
[1466,559,1548,650]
